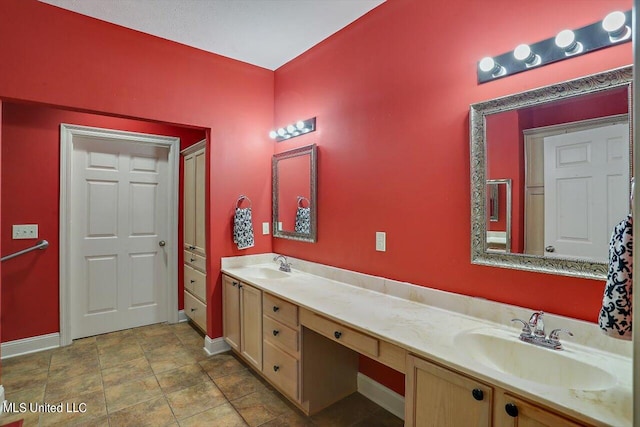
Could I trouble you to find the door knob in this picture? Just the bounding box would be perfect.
[545,245,555,252]
[159,240,166,247]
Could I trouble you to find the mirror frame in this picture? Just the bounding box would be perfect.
[470,65,632,280]
[272,144,318,242]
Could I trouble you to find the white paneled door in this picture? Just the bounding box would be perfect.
[544,123,630,263]
[65,127,176,340]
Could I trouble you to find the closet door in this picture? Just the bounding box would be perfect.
[194,149,206,254]
[184,153,196,250]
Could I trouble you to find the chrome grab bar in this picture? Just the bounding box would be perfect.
[1,240,49,262]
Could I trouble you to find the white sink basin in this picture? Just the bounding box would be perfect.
[239,266,290,280]
[454,328,616,391]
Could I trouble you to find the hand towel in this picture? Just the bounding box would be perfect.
[294,207,311,234]
[598,214,632,340]
[233,207,255,250]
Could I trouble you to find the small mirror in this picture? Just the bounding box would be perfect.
[273,144,317,242]
[486,179,511,253]
[470,66,632,279]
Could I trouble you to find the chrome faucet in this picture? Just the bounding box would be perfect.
[511,311,573,350]
[273,255,291,272]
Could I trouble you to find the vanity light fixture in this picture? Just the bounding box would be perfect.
[269,117,316,142]
[477,9,631,84]
[602,11,631,43]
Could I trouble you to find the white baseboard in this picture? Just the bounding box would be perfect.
[357,372,405,420]
[1,333,60,359]
[178,310,188,322]
[204,336,231,356]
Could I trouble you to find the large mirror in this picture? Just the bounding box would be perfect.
[470,66,632,279]
[273,144,317,242]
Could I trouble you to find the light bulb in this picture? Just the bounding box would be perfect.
[479,57,496,73]
[602,11,626,33]
[555,30,575,49]
[296,120,305,130]
[277,128,286,136]
[287,124,295,133]
[269,130,277,139]
[513,44,532,61]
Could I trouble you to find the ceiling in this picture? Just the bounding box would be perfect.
[39,0,386,70]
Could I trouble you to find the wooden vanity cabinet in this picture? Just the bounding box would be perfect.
[405,354,493,427]
[406,354,591,427]
[222,275,263,370]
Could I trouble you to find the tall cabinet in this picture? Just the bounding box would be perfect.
[182,141,207,332]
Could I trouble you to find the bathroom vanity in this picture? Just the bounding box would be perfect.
[221,254,631,427]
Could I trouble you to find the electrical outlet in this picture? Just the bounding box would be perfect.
[376,231,386,252]
[13,224,38,240]
[262,222,270,235]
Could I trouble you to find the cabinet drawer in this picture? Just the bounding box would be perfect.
[184,290,206,332]
[263,293,298,328]
[263,340,299,401]
[300,309,379,358]
[184,250,206,272]
[263,316,299,356]
[184,264,206,302]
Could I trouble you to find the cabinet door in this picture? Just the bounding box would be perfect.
[405,355,492,427]
[183,153,196,250]
[499,395,583,427]
[222,275,241,351]
[241,283,263,370]
[194,149,206,253]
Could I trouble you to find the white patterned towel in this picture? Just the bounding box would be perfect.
[233,207,255,250]
[599,214,632,340]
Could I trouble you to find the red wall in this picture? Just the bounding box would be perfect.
[0,0,274,341]
[1,102,205,342]
[273,0,632,394]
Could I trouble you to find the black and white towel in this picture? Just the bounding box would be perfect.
[294,207,311,234]
[233,207,255,250]
[599,214,632,340]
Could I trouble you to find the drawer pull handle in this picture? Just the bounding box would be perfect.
[273,306,280,312]
[189,245,196,250]
[190,258,196,262]
[190,308,197,312]
[334,331,342,339]
[190,280,196,284]
[273,365,280,372]
[505,403,518,418]
[272,330,280,336]
[238,284,243,288]
[472,388,484,401]
[232,281,239,287]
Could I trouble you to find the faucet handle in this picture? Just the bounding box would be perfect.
[511,318,532,335]
[548,329,573,342]
[528,311,545,337]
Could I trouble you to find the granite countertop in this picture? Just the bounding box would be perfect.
[221,260,632,427]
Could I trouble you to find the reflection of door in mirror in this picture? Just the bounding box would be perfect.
[486,85,630,263]
[277,154,311,233]
[486,179,511,253]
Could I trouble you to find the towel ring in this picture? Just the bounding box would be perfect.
[236,195,252,209]
[297,196,310,208]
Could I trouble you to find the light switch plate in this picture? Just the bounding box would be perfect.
[262,222,270,235]
[376,231,386,252]
[13,224,38,239]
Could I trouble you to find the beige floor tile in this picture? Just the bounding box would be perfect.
[101,356,153,388]
[166,380,227,420]
[5,383,46,407]
[310,393,381,427]
[48,355,100,380]
[200,353,247,379]
[2,350,51,374]
[155,363,209,394]
[98,343,144,369]
[352,408,405,427]
[138,332,182,352]
[95,329,135,349]
[213,369,267,401]
[105,375,162,413]
[3,367,49,392]
[45,371,103,402]
[178,402,248,427]
[39,389,106,427]
[146,346,198,375]
[231,389,291,427]
[109,396,176,427]
[258,410,315,427]
[133,323,172,338]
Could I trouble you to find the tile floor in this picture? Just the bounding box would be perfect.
[0,322,404,427]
